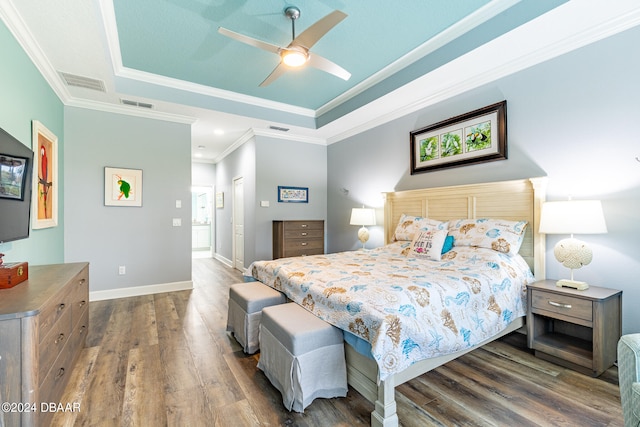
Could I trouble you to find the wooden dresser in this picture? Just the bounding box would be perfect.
[273,220,324,259]
[0,262,89,427]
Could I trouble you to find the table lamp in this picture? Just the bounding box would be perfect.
[538,199,607,290]
[350,207,376,249]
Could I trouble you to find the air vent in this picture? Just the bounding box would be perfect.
[59,72,106,92]
[120,99,154,109]
[269,125,290,132]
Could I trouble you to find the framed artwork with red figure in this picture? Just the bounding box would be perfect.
[32,120,58,229]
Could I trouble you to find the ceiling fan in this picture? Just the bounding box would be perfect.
[218,6,351,87]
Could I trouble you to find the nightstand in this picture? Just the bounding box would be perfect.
[526,280,622,377]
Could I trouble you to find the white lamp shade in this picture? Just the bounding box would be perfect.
[350,208,376,226]
[539,200,607,235]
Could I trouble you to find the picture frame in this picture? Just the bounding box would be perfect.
[0,153,29,200]
[277,186,308,203]
[410,101,507,174]
[32,120,58,229]
[215,192,224,208]
[104,167,143,207]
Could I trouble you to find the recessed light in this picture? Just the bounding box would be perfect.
[214,129,224,135]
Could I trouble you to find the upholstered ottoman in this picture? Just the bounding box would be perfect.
[618,334,640,427]
[227,282,286,354]
[258,302,348,412]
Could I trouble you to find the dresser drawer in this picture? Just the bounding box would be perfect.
[38,287,72,343]
[283,221,324,231]
[39,335,77,427]
[531,289,592,322]
[284,239,324,251]
[38,306,72,384]
[68,266,89,327]
[284,229,324,240]
[70,309,89,353]
[284,248,325,257]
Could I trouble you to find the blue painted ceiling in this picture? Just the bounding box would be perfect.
[112,0,565,128]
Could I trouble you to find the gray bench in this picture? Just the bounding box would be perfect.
[226,282,286,354]
[258,302,348,412]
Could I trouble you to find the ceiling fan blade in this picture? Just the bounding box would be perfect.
[291,10,347,50]
[307,53,351,81]
[218,27,281,54]
[259,63,288,87]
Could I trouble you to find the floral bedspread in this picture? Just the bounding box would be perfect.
[249,242,533,381]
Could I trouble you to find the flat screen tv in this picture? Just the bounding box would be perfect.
[0,126,34,243]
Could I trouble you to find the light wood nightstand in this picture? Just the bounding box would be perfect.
[526,280,622,377]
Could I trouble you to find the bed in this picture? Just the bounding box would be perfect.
[249,178,547,427]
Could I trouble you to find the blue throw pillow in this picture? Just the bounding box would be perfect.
[441,235,454,254]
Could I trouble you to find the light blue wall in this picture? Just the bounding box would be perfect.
[0,19,64,264]
[63,107,192,292]
[215,138,256,266]
[215,135,328,266]
[328,26,640,334]
[254,136,327,261]
[192,161,216,186]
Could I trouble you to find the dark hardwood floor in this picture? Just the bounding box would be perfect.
[52,257,624,426]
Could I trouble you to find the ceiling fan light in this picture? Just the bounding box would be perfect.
[282,50,308,67]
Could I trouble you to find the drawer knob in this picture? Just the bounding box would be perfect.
[80,325,87,334]
[58,303,66,312]
[301,242,307,246]
[79,300,87,307]
[301,232,308,236]
[55,333,65,344]
[548,301,572,309]
[301,224,308,228]
[79,278,86,285]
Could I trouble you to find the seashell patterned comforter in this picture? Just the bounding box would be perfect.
[250,242,533,381]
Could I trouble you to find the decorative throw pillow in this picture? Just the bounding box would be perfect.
[448,218,528,256]
[392,214,448,242]
[441,235,454,254]
[408,229,448,261]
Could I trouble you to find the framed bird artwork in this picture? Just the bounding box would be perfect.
[104,167,143,207]
[31,120,58,229]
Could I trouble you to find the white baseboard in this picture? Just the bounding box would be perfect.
[214,253,233,268]
[89,280,193,301]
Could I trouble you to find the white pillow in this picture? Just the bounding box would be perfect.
[448,218,528,256]
[408,229,448,261]
[392,214,448,242]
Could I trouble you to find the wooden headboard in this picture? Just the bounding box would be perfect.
[383,178,547,280]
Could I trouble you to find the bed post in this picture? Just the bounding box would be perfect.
[529,177,548,281]
[372,377,399,427]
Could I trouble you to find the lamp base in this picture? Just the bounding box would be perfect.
[556,279,589,291]
[357,226,370,249]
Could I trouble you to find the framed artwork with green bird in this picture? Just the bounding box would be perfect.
[104,167,142,207]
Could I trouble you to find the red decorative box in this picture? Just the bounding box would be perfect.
[0,262,29,289]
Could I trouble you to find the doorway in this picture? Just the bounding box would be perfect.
[232,176,244,271]
[192,186,214,258]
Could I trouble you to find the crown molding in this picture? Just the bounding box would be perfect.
[326,1,640,145]
[0,1,70,104]
[65,97,196,124]
[316,0,519,117]
[98,0,315,119]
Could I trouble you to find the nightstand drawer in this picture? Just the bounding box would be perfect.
[531,290,592,322]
